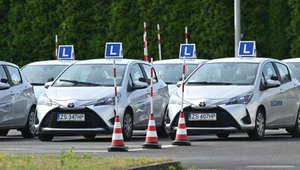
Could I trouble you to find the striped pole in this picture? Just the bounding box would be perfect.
[55,35,58,60]
[181,57,186,113]
[113,59,118,116]
[150,58,154,114]
[143,22,149,62]
[185,27,188,44]
[157,24,162,60]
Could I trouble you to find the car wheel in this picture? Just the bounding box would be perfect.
[157,110,168,138]
[216,133,230,139]
[122,109,133,141]
[248,108,265,140]
[0,130,9,136]
[291,110,300,137]
[21,108,36,138]
[83,134,96,139]
[38,134,54,141]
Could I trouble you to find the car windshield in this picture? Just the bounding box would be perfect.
[286,62,300,81]
[186,62,259,85]
[22,65,68,85]
[154,64,198,84]
[52,64,126,87]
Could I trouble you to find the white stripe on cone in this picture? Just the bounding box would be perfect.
[148,120,155,126]
[176,128,187,135]
[112,133,124,140]
[178,117,186,124]
[146,131,158,137]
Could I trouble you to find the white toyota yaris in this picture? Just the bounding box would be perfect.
[166,57,300,140]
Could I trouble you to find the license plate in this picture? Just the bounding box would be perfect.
[57,114,85,121]
[188,113,217,121]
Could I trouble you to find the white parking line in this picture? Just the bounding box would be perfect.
[247,165,295,169]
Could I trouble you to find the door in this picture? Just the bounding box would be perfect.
[6,65,27,125]
[141,63,166,124]
[274,62,298,124]
[128,63,150,127]
[0,65,13,126]
[262,62,286,126]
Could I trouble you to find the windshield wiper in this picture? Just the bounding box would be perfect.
[30,83,45,86]
[188,81,233,85]
[164,82,176,85]
[59,79,102,86]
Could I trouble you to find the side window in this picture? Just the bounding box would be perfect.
[0,65,8,83]
[142,64,158,84]
[7,66,22,86]
[262,63,277,85]
[275,63,291,84]
[130,64,145,82]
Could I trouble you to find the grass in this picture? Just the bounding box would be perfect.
[0,148,183,170]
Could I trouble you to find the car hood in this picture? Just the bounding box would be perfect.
[177,85,253,106]
[33,86,46,99]
[45,87,118,101]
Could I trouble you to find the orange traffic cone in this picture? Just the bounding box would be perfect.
[142,114,162,149]
[172,112,191,146]
[108,115,128,152]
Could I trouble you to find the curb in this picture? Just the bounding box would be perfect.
[127,161,182,170]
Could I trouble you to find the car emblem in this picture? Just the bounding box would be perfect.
[68,103,75,108]
[199,102,206,107]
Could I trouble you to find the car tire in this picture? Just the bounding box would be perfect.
[248,108,265,140]
[122,109,133,141]
[169,133,176,140]
[21,108,36,138]
[216,133,230,139]
[157,109,168,138]
[38,134,54,141]
[0,130,9,136]
[290,110,300,137]
[83,134,96,139]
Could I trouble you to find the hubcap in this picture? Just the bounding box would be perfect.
[256,112,264,136]
[29,111,36,134]
[123,114,132,138]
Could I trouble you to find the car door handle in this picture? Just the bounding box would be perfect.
[10,91,15,96]
[280,89,283,93]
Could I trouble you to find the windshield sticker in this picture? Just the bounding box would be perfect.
[271,100,282,107]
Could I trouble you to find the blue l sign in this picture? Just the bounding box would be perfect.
[105,42,123,58]
[179,44,196,58]
[58,45,74,59]
[238,41,256,57]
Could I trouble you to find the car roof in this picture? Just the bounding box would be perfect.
[206,57,282,64]
[282,58,300,63]
[23,60,77,66]
[0,61,20,68]
[153,58,208,64]
[73,58,149,65]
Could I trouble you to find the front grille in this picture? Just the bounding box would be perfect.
[172,106,240,129]
[41,108,109,130]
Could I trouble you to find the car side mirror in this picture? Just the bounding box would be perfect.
[44,81,53,89]
[270,75,278,81]
[133,80,148,89]
[0,82,10,90]
[266,79,281,88]
[176,81,183,87]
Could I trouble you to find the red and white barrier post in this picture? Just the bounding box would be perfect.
[157,24,162,60]
[55,35,58,60]
[185,27,188,44]
[143,22,149,62]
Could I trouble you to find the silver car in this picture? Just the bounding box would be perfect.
[154,58,208,95]
[0,61,37,138]
[282,58,300,81]
[22,60,77,99]
[35,59,169,141]
[166,57,300,140]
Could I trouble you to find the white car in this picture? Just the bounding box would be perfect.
[154,58,208,95]
[166,57,300,140]
[0,61,37,138]
[22,60,77,99]
[35,59,169,141]
[283,58,300,81]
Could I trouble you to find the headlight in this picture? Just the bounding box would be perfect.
[226,92,253,105]
[37,93,52,106]
[94,94,121,106]
[169,93,189,105]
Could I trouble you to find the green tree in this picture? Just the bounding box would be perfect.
[288,0,300,58]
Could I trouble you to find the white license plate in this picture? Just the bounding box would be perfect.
[57,114,85,121]
[188,113,217,121]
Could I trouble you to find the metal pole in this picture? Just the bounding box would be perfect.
[234,0,241,57]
